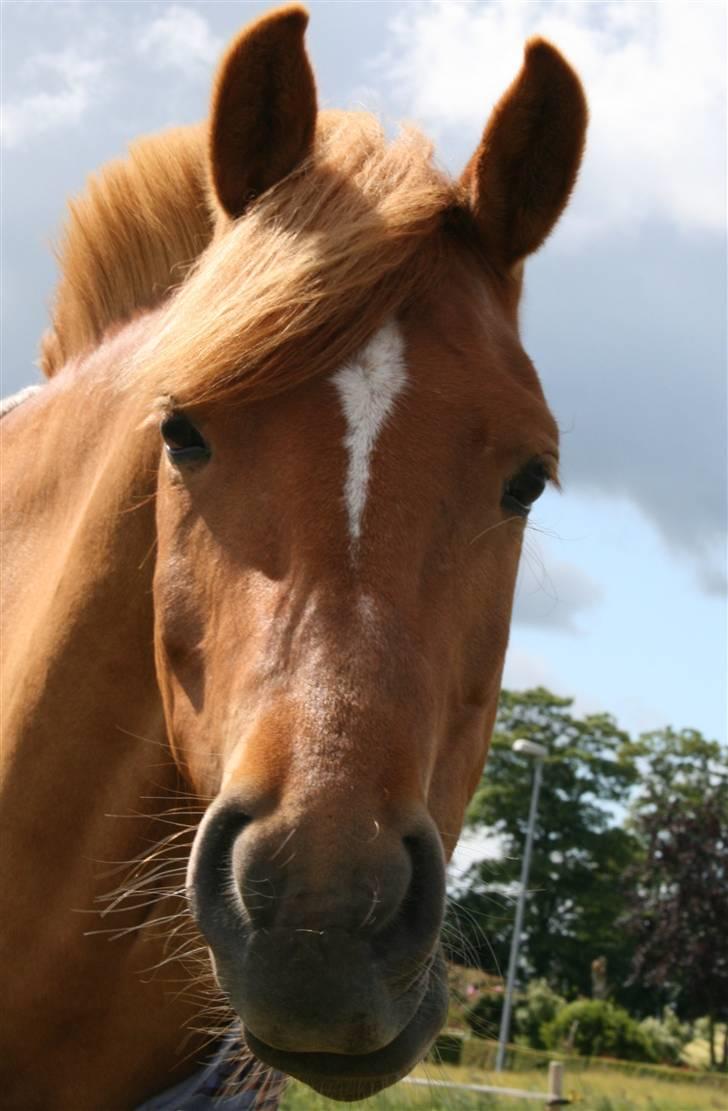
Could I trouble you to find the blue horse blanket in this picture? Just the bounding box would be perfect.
[135,1035,283,1110]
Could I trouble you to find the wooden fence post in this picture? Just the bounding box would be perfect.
[547,1060,566,1105]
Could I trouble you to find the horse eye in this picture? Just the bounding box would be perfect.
[502,459,549,517]
[160,413,210,464]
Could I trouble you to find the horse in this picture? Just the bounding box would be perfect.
[0,5,586,1107]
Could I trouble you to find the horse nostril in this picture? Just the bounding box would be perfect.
[372,827,445,959]
[232,826,291,928]
[404,829,446,930]
[187,800,251,942]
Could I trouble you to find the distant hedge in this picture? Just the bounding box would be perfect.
[542,999,652,1062]
[460,1036,728,1090]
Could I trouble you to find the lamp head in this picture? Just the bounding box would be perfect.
[513,739,548,760]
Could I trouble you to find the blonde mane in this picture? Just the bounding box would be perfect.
[44,112,460,401]
[41,125,213,378]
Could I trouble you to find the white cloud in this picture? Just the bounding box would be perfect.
[501,648,612,731]
[513,553,604,633]
[502,646,679,741]
[1,49,105,149]
[137,5,222,73]
[502,647,562,694]
[380,0,726,241]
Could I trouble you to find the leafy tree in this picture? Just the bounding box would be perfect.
[623,728,728,1067]
[446,688,642,1003]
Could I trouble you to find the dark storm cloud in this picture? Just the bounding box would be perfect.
[524,229,727,592]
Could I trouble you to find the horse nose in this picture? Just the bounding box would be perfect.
[231,809,443,949]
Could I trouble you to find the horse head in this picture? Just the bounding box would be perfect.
[141,5,586,1100]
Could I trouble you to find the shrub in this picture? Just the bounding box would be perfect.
[464,990,506,1038]
[639,1007,691,1065]
[429,1031,464,1065]
[542,999,654,1061]
[515,978,566,1049]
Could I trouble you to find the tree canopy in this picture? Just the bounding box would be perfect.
[623,729,728,1063]
[447,688,642,1002]
[447,696,726,1064]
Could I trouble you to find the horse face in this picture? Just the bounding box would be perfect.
[149,4,584,1100]
[152,259,558,1097]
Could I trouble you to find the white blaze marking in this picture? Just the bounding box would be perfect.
[333,320,407,546]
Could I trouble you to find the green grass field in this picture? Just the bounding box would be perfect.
[280,1061,728,1111]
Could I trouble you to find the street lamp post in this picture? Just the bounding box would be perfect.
[495,738,548,1073]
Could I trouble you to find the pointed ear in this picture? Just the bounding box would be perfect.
[209,4,317,219]
[461,38,587,270]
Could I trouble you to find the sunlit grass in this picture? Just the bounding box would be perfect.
[683,1026,727,1069]
[280,1060,728,1110]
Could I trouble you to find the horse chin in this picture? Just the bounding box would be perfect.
[243,952,448,1103]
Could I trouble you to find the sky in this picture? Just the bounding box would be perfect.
[2,0,726,749]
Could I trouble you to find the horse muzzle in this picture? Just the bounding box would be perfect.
[186,794,447,1100]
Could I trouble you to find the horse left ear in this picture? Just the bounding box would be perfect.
[209,4,318,219]
[461,38,587,270]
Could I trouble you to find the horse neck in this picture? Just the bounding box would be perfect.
[1,321,173,846]
[0,322,213,1101]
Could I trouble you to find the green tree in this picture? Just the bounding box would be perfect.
[447,688,642,1003]
[623,728,728,1067]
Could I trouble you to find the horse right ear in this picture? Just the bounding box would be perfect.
[461,38,587,271]
[208,4,318,219]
